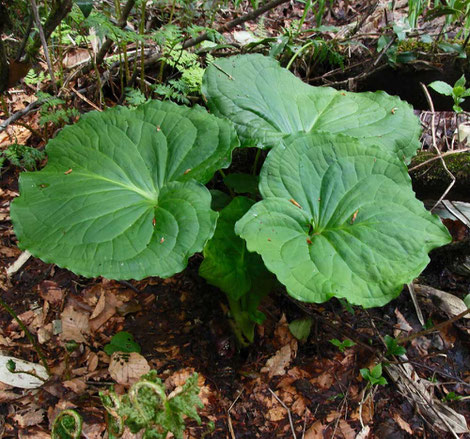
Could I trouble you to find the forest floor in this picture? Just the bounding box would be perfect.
[1,0,470,438]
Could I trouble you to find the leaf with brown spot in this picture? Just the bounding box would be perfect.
[60,306,90,343]
[108,352,150,386]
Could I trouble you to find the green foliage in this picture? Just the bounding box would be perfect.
[125,87,149,108]
[360,363,387,387]
[384,335,406,356]
[329,338,356,352]
[37,92,79,127]
[101,371,203,439]
[74,0,93,18]
[1,143,45,171]
[442,391,463,402]
[235,132,451,307]
[223,173,259,197]
[24,69,49,87]
[199,197,274,344]
[11,100,238,280]
[202,54,421,161]
[289,318,313,342]
[51,410,83,439]
[429,75,470,112]
[104,331,141,355]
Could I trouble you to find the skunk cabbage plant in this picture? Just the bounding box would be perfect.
[202,54,420,162]
[235,133,451,307]
[199,196,275,343]
[10,54,452,318]
[10,101,238,280]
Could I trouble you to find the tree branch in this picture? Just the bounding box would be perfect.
[183,0,291,49]
[29,0,73,57]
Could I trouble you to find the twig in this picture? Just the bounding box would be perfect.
[420,83,456,211]
[6,251,32,277]
[30,0,58,94]
[397,308,470,345]
[70,86,102,112]
[182,0,291,50]
[0,99,44,132]
[268,388,297,439]
[227,389,244,439]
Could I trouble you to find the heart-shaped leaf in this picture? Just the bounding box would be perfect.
[11,101,239,280]
[235,132,451,307]
[203,54,421,161]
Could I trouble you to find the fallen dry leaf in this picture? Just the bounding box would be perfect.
[261,343,296,378]
[63,377,87,395]
[339,419,356,439]
[392,412,413,434]
[305,420,326,439]
[60,306,90,343]
[109,352,150,386]
[38,281,64,306]
[13,408,45,428]
[89,291,120,331]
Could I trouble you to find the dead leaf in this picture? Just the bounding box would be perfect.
[13,408,45,428]
[392,412,413,434]
[89,291,120,331]
[339,419,356,439]
[90,291,106,319]
[314,371,334,390]
[266,404,286,422]
[414,284,470,319]
[38,281,64,306]
[60,306,90,343]
[87,352,99,372]
[18,429,50,439]
[394,308,413,336]
[261,343,297,378]
[63,378,87,395]
[305,420,326,439]
[387,359,468,434]
[109,352,150,386]
[0,246,20,258]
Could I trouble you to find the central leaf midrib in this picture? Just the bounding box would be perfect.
[72,171,159,202]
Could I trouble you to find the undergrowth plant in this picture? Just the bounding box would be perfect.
[51,371,202,439]
[10,54,451,345]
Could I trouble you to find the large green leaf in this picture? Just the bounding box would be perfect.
[235,133,451,308]
[199,196,273,301]
[203,54,421,161]
[11,100,239,280]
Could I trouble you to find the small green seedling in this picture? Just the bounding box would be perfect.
[384,335,406,356]
[442,391,463,402]
[329,338,356,352]
[289,318,313,342]
[104,331,141,355]
[360,363,388,387]
[429,75,470,113]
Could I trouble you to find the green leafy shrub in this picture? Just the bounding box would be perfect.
[10,54,451,331]
[1,144,45,171]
